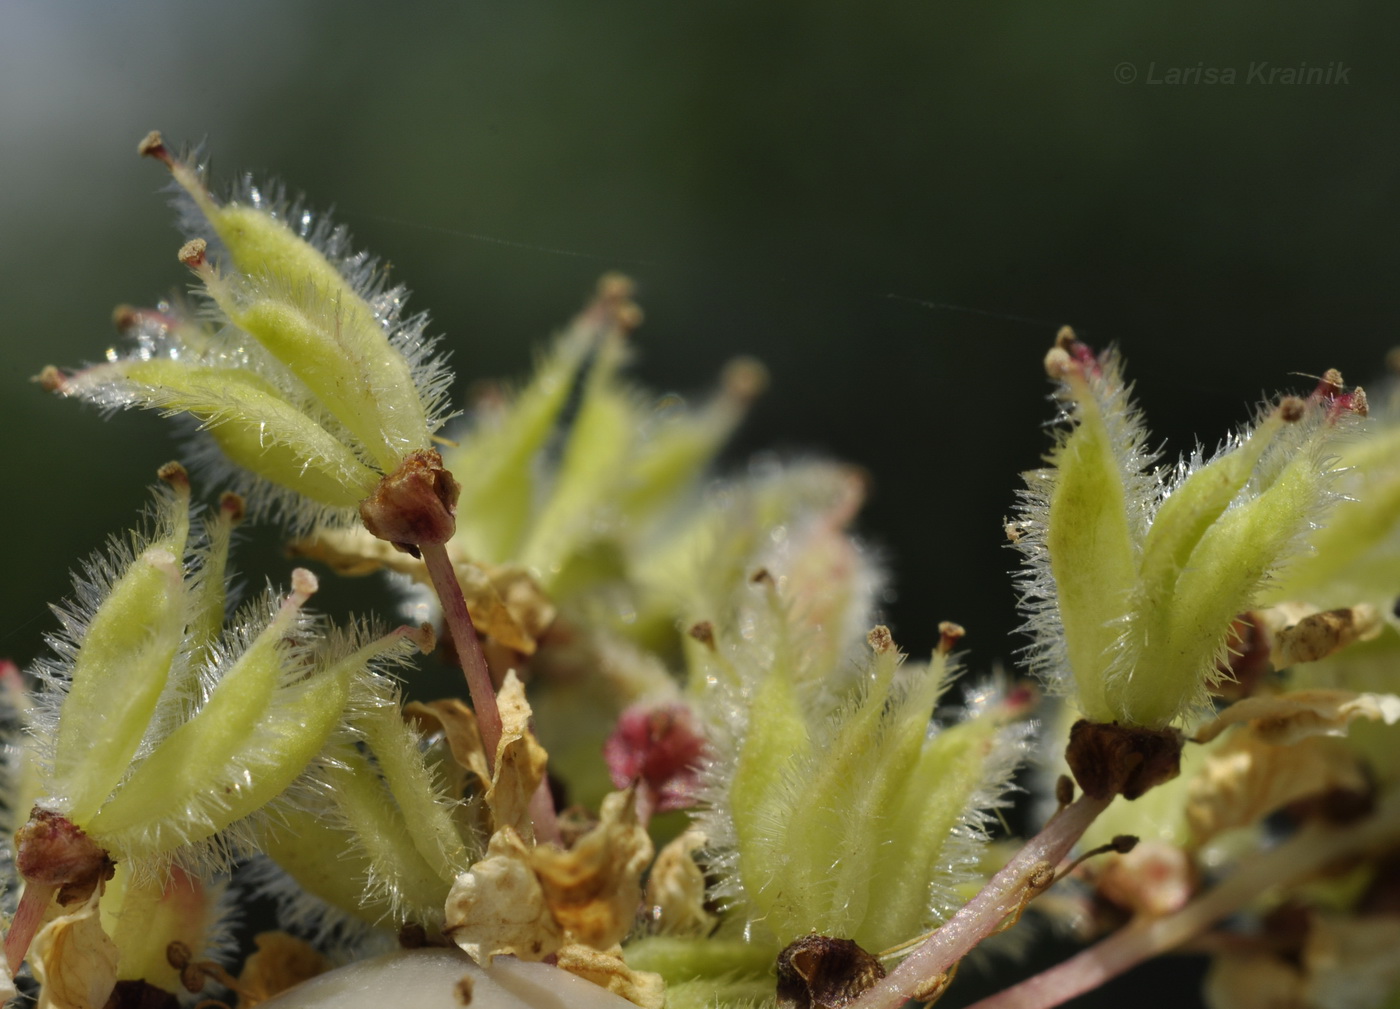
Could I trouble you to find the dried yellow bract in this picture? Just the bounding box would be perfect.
[445,828,563,964]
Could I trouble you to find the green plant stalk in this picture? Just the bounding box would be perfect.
[963,791,1400,1009]
[847,792,1113,1009]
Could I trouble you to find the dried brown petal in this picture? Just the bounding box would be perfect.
[445,828,563,964]
[16,808,114,904]
[405,699,492,795]
[486,672,549,838]
[1186,732,1368,842]
[554,945,665,1009]
[234,932,328,1007]
[359,449,460,553]
[1194,689,1400,746]
[289,531,555,655]
[775,935,886,1009]
[29,890,119,1009]
[1065,721,1184,800]
[532,791,654,950]
[1272,605,1383,668]
[644,830,714,937]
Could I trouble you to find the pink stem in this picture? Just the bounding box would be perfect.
[964,793,1400,1009]
[4,881,56,974]
[420,542,503,770]
[528,779,562,846]
[848,793,1113,1009]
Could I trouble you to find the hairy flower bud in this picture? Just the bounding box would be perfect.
[1014,331,1356,728]
[48,135,454,533]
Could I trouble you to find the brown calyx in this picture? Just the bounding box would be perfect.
[776,935,886,1009]
[15,807,115,905]
[359,449,461,556]
[1065,720,1184,801]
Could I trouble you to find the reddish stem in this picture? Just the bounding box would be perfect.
[420,542,503,770]
[847,793,1113,1009]
[964,792,1400,1009]
[420,543,562,845]
[4,881,56,974]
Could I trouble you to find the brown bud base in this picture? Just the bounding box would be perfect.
[1065,720,1184,801]
[15,806,115,904]
[359,449,461,556]
[105,980,182,1009]
[776,935,887,1009]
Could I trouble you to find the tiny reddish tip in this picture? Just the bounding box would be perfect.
[217,491,246,525]
[138,130,172,165]
[1004,682,1038,712]
[867,625,896,655]
[178,238,208,270]
[687,620,716,650]
[936,621,965,655]
[34,365,66,393]
[157,460,190,491]
[112,304,139,332]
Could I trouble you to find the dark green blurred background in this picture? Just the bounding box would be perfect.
[2,3,1397,1006]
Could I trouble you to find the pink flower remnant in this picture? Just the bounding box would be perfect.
[604,703,708,818]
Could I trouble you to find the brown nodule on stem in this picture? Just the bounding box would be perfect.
[359,449,461,556]
[776,935,887,1009]
[1065,720,1184,801]
[15,807,114,905]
